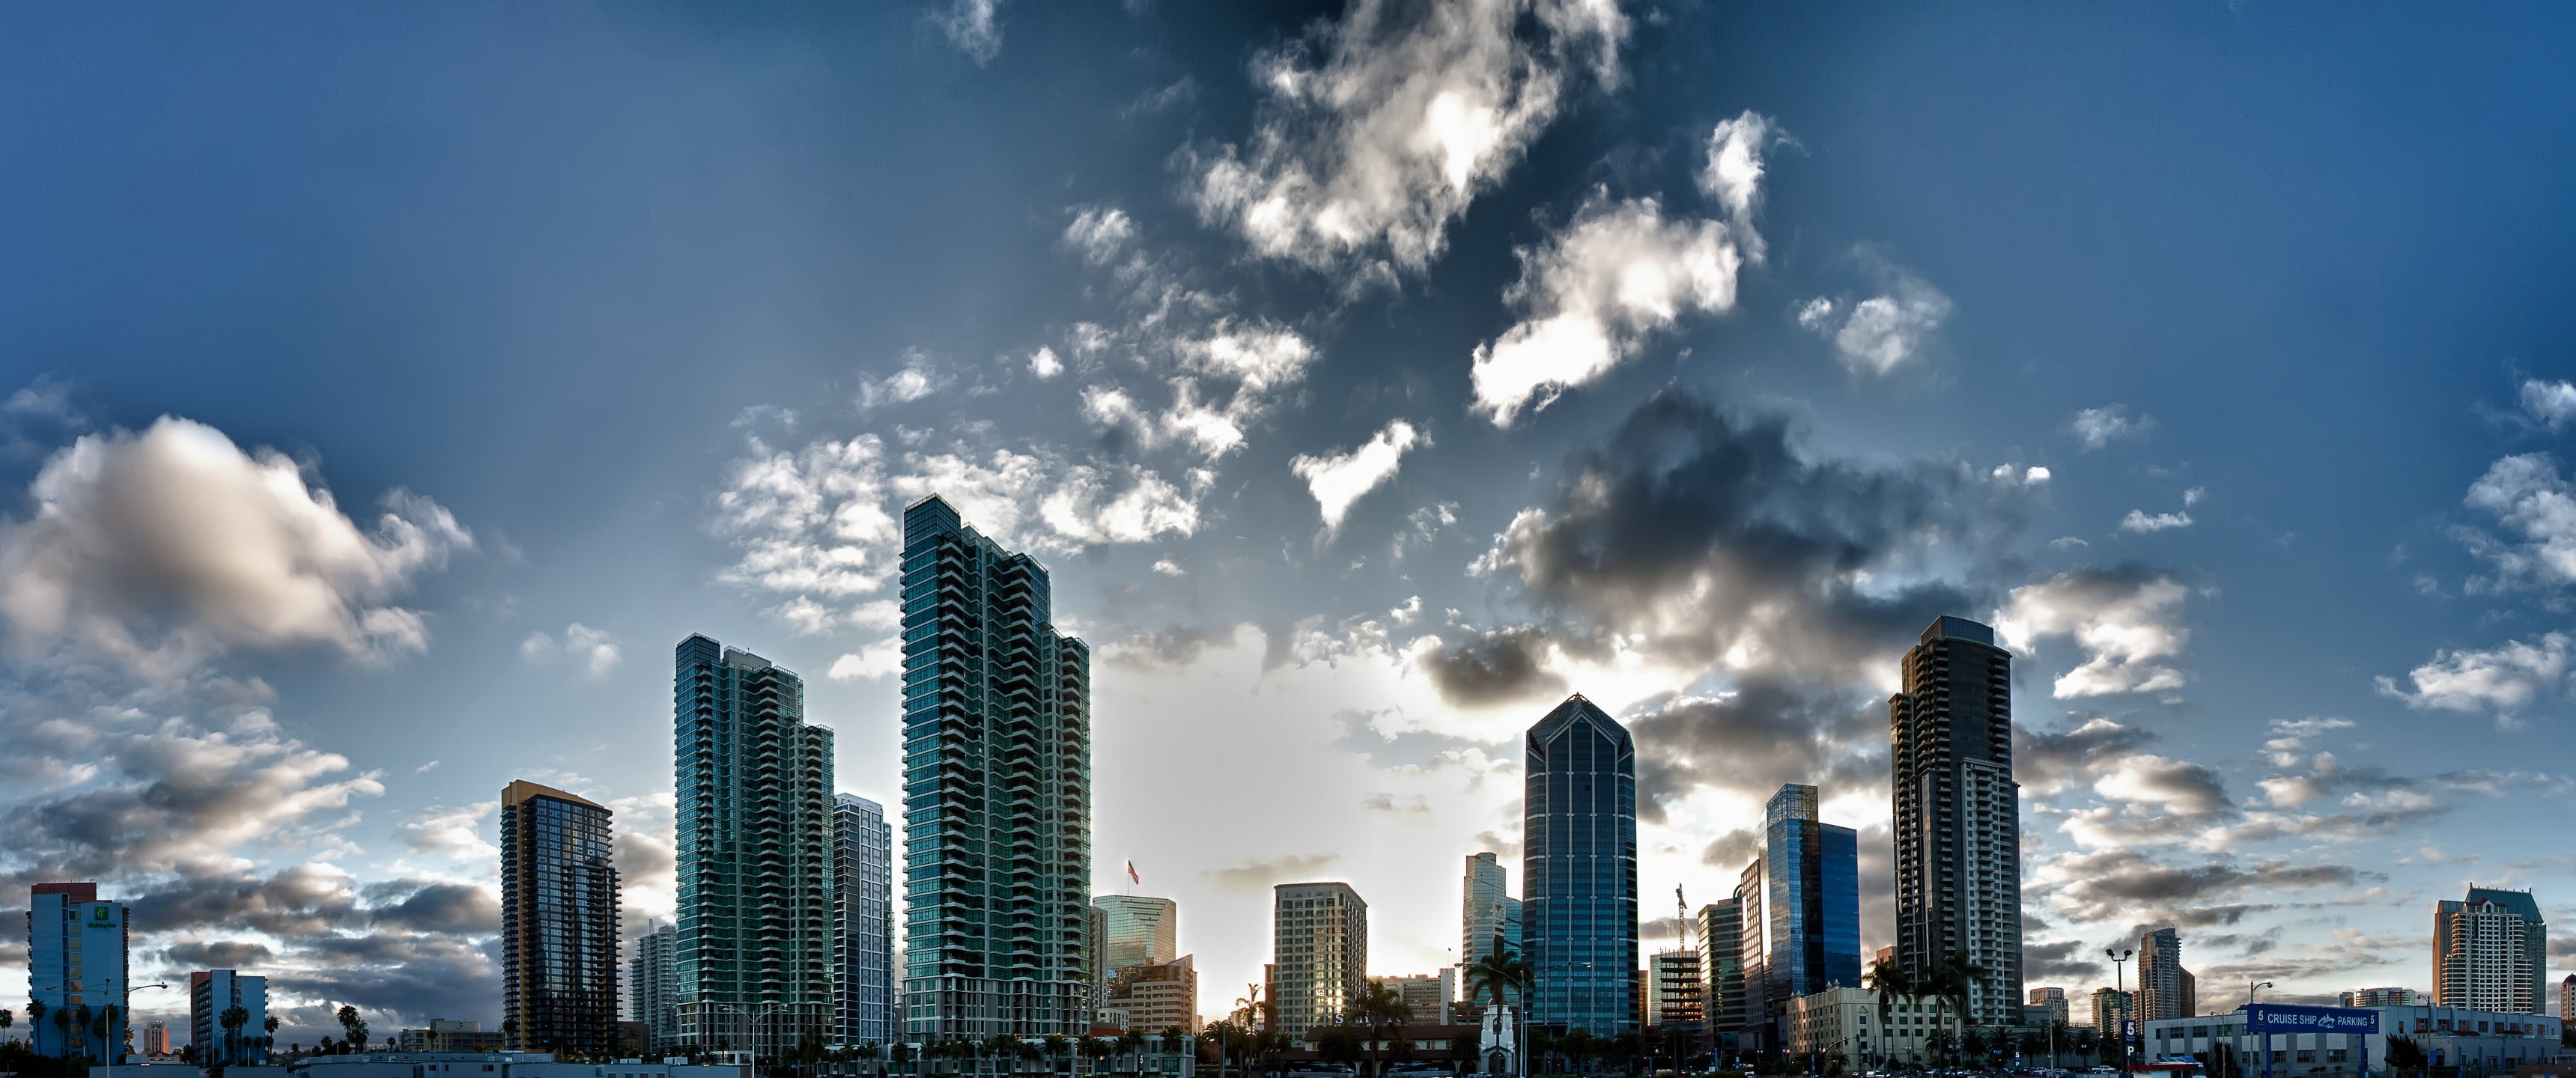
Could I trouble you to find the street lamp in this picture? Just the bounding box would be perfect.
[2106,948,2135,1078]
[717,1002,792,1078]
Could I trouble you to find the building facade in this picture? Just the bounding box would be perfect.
[141,1023,168,1058]
[899,497,1095,1038]
[1784,987,1951,1065]
[1735,785,1859,1050]
[2339,987,2418,1008]
[2026,987,2068,1028]
[501,780,620,1055]
[1647,951,1704,1033]
[2142,1005,2560,1077]
[1462,853,1523,962]
[628,924,678,1051]
[673,636,839,1056]
[834,794,896,1047]
[395,1021,505,1053]
[1523,694,1639,1038]
[27,882,129,1062]
[2136,928,2189,1022]
[1107,955,1199,1036]
[2434,887,2547,1014]
[1889,615,2025,1027]
[1272,883,1368,1037]
[1096,895,1180,972]
[2089,989,2133,1036]
[189,970,268,1065]
[1697,900,1745,1045]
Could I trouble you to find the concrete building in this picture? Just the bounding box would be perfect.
[1889,615,2025,1027]
[1647,951,1704,1033]
[898,497,1094,1038]
[2339,988,2418,1008]
[2090,989,2133,1035]
[394,1022,504,1053]
[290,1053,747,1078]
[672,636,838,1056]
[28,883,130,1062]
[501,781,619,1056]
[2142,1004,2561,1077]
[2137,928,2189,1022]
[1271,883,1367,1037]
[189,970,268,1065]
[2436,887,2548,1014]
[1106,955,1199,1036]
[2026,987,2068,1028]
[2564,977,2575,1030]
[1697,900,1746,1046]
[1522,694,1639,1038]
[627,925,677,1052]
[1736,785,1860,1050]
[1783,987,1953,1065]
[140,1023,168,1058]
[1096,895,1180,972]
[833,794,896,1047]
[1382,975,1445,1025]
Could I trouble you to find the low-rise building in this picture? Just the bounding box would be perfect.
[2339,988,2419,1008]
[289,1053,746,1078]
[2142,1005,2563,1078]
[395,1023,506,1054]
[1784,987,1954,1066]
[1108,955,1199,1037]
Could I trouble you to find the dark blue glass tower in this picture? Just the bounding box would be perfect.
[1522,693,1638,1037]
[1749,783,1859,1049]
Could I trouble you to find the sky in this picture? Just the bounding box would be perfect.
[4,0,2576,1047]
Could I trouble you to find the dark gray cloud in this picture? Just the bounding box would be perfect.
[1418,624,1568,708]
[2046,849,2368,925]
[1699,828,1758,871]
[1629,680,1886,823]
[161,940,278,969]
[2016,716,2159,799]
[2021,939,2101,984]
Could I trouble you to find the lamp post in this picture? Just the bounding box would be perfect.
[718,1002,791,1078]
[2106,948,2134,1078]
[2243,982,2272,1078]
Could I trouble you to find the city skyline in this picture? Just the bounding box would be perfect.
[5,0,2576,1049]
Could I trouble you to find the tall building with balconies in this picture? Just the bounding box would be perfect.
[629,923,678,1051]
[189,970,269,1065]
[899,496,1094,1038]
[501,780,619,1055]
[672,636,837,1056]
[1889,615,2025,1026]
[2435,887,2547,1014]
[836,794,896,1047]
[2136,928,2188,1022]
[1272,883,1368,1038]
[1523,694,1639,1038]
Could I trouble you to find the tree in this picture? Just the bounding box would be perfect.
[1865,954,1919,1065]
[1352,980,1413,1078]
[1925,950,1986,1050]
[222,1005,251,1065]
[338,1006,369,1056]
[1464,948,1531,1013]
[1,1008,12,1044]
[1115,1032,1145,1076]
[265,1016,282,1064]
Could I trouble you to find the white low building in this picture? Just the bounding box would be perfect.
[1785,987,1958,1065]
[2142,1005,2561,1078]
[288,1053,747,1078]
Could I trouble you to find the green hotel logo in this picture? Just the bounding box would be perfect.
[91,904,113,925]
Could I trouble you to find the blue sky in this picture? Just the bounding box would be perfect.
[4,0,2576,1043]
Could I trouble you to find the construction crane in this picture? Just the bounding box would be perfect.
[1675,884,1691,953]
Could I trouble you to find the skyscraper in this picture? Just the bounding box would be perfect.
[188,970,268,1065]
[1889,615,2026,1026]
[2136,928,2186,1022]
[1736,785,1859,1050]
[27,883,128,1062]
[835,794,896,1047]
[1696,900,1744,1045]
[1462,853,1523,962]
[1272,883,1368,1038]
[628,924,678,1053]
[2434,887,2548,1014]
[1647,951,1704,1032]
[501,780,620,1055]
[899,496,1094,1038]
[673,636,838,1056]
[1096,895,1180,972]
[1522,693,1639,1038]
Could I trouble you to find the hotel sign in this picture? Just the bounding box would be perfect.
[2246,1005,2379,1034]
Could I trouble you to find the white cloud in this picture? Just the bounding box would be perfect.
[1039,464,1207,544]
[1292,420,1424,529]
[0,417,470,676]
[1063,206,1136,265]
[1797,255,1952,376]
[1074,320,1320,460]
[1998,568,2194,698]
[396,800,499,862]
[1188,0,1626,276]
[1029,347,1064,380]
[2521,379,2576,430]
[2458,453,2576,591]
[1698,110,1779,260]
[2375,633,2572,724]
[1470,195,1749,425]
[2120,509,2194,533]
[1992,464,2050,486]
[860,350,947,409]
[2068,404,2154,450]
[2184,486,2207,507]
[519,622,622,677]
[1152,557,1185,577]
[827,639,903,681]
[941,0,1003,64]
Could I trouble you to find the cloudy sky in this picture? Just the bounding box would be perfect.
[7,0,2576,1044]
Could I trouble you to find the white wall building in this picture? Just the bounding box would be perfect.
[1784,988,1955,1065]
[2142,1005,2562,1078]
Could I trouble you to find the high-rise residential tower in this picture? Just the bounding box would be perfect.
[628,924,678,1052]
[1522,694,1639,1038]
[835,794,897,1047]
[1734,784,1859,1050]
[1889,615,2025,1026]
[1096,895,1180,972]
[899,497,1094,1038]
[1696,900,1745,1046]
[673,636,838,1056]
[1462,853,1523,962]
[188,970,268,1065]
[2434,887,2548,1014]
[2136,928,2187,1022]
[1271,883,1368,1037]
[501,780,620,1055]
[27,883,128,1062]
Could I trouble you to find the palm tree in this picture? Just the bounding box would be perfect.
[265,1015,282,1064]
[1351,980,1412,1078]
[27,999,46,1048]
[338,1005,369,1056]
[1,1008,13,1046]
[222,1004,251,1065]
[1865,954,1918,1065]
[1927,949,1987,1051]
[1463,948,1531,1012]
[1115,1031,1145,1076]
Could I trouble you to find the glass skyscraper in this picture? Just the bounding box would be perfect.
[899,496,1093,1038]
[1522,693,1638,1038]
[1743,784,1858,1050]
[500,780,619,1055]
[673,636,837,1056]
[1889,615,2024,1026]
[1094,895,1179,971]
[835,794,897,1047]
[1460,852,1522,963]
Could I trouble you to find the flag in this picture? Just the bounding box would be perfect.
[1128,860,1140,886]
